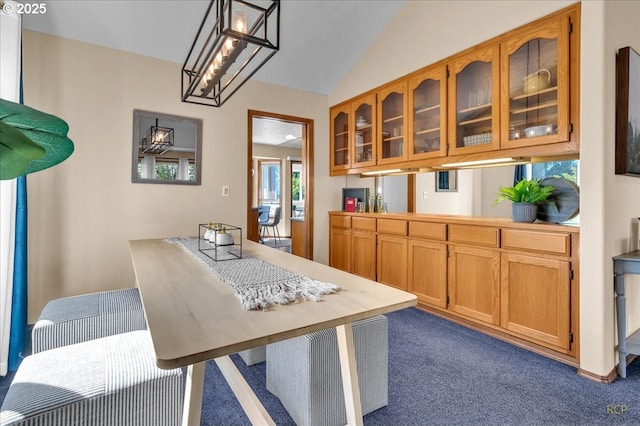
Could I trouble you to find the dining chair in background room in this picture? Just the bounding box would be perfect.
[260,206,281,246]
[257,206,270,243]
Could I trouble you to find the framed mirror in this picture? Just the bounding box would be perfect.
[435,171,458,192]
[132,109,202,185]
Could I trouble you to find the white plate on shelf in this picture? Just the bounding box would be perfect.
[356,117,369,129]
[524,125,555,138]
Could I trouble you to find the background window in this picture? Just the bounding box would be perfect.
[259,160,281,207]
[530,160,578,183]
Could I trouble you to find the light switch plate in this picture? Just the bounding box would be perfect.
[222,186,230,197]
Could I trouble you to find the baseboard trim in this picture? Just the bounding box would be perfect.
[580,354,639,384]
[577,366,618,384]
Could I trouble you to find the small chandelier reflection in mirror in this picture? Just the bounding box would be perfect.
[142,119,174,155]
[181,0,280,108]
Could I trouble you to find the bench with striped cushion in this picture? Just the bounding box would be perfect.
[31,288,146,353]
[0,330,183,426]
[266,315,388,426]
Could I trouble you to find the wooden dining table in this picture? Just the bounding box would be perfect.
[129,238,417,426]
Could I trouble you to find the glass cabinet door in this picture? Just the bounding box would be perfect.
[409,65,447,160]
[448,44,500,155]
[330,104,351,173]
[377,81,408,164]
[501,17,570,149]
[352,94,377,168]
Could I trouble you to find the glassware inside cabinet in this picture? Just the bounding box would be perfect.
[333,111,349,167]
[380,91,404,160]
[455,61,493,149]
[412,78,441,155]
[354,102,374,164]
[508,37,558,141]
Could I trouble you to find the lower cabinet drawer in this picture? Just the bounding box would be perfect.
[501,229,571,256]
[448,224,499,247]
[377,219,407,236]
[352,217,376,232]
[409,221,447,241]
[330,215,351,229]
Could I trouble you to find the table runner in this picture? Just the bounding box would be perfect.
[166,237,340,310]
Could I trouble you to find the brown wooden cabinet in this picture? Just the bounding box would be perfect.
[408,239,447,308]
[377,81,409,165]
[500,15,571,149]
[501,252,571,352]
[448,43,501,156]
[351,217,377,280]
[329,215,351,272]
[352,94,377,168]
[328,212,579,361]
[407,220,447,308]
[499,228,574,353]
[377,234,408,291]
[376,218,408,290]
[330,104,351,174]
[328,5,579,175]
[329,227,351,272]
[408,65,448,160]
[448,245,501,326]
[330,95,376,176]
[329,215,376,279]
[352,230,376,280]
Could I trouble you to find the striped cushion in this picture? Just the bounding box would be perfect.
[31,288,146,353]
[266,315,388,426]
[0,330,183,426]
[238,346,266,366]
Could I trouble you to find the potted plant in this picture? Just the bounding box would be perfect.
[493,179,554,223]
[0,98,74,180]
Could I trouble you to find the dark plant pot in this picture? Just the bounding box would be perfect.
[512,203,538,223]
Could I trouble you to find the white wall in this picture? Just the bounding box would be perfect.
[415,170,478,215]
[586,0,640,375]
[479,167,516,217]
[21,31,342,321]
[379,176,408,213]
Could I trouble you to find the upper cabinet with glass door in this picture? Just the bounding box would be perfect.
[408,65,447,160]
[448,44,500,156]
[377,81,409,165]
[330,104,351,174]
[501,16,570,149]
[352,94,377,168]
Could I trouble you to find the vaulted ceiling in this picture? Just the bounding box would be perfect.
[21,0,405,96]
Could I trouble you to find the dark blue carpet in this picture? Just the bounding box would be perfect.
[198,308,640,425]
[2,308,640,425]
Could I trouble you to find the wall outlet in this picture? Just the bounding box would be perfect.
[423,191,428,199]
[222,185,230,197]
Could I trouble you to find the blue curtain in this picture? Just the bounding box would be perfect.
[513,164,525,186]
[438,171,449,190]
[8,56,27,371]
[8,176,27,370]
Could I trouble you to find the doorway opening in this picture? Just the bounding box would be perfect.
[247,110,314,259]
